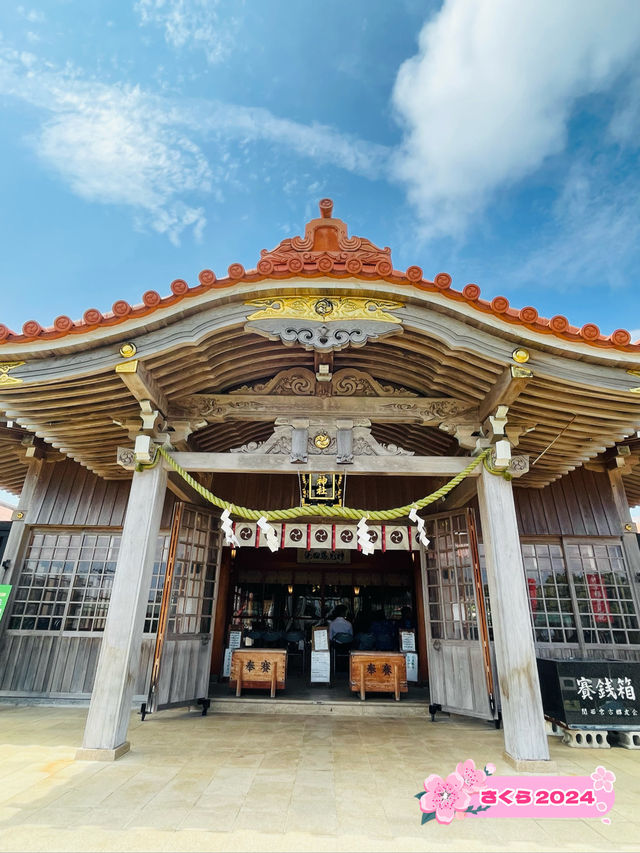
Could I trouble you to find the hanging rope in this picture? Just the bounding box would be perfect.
[132,444,506,522]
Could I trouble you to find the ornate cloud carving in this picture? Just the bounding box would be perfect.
[380,399,477,423]
[331,369,415,397]
[231,368,316,396]
[229,367,415,398]
[246,318,401,353]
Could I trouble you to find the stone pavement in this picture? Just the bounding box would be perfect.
[0,703,638,852]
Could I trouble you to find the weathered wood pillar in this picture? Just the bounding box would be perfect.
[1,461,40,574]
[607,468,640,601]
[0,458,51,646]
[78,462,167,760]
[476,465,550,766]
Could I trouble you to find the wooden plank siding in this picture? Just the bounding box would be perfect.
[512,469,621,537]
[0,634,155,700]
[29,458,177,529]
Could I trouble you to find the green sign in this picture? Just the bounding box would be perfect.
[0,585,11,625]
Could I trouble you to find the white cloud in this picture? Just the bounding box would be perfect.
[17,7,45,24]
[513,156,640,304]
[392,0,640,238]
[0,46,389,243]
[189,101,389,180]
[0,48,211,244]
[134,0,239,64]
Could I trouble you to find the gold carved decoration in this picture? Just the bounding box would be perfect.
[0,362,25,386]
[245,297,403,324]
[313,432,331,449]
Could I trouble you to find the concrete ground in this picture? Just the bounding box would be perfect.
[0,703,638,852]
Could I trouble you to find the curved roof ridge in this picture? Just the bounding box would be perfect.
[0,198,636,351]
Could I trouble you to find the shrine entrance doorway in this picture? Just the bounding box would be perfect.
[226,544,418,682]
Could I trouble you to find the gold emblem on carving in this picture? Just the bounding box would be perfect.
[0,362,25,386]
[245,296,403,324]
[119,342,137,358]
[314,298,334,316]
[313,432,331,449]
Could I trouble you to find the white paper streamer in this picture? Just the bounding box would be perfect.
[356,517,375,555]
[409,506,430,548]
[221,509,240,548]
[257,516,280,552]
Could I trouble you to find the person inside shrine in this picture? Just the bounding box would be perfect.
[328,605,353,641]
[399,606,414,629]
[370,610,395,651]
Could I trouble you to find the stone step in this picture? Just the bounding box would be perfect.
[210,696,432,718]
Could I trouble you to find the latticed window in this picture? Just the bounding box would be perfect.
[424,512,479,641]
[523,539,639,648]
[565,542,639,646]
[145,535,172,633]
[522,542,577,644]
[167,508,220,635]
[9,530,170,632]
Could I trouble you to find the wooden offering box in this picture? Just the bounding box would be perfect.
[230,649,287,698]
[350,651,408,701]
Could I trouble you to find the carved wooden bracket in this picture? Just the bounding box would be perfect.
[230,418,414,463]
[170,393,477,426]
[229,367,416,398]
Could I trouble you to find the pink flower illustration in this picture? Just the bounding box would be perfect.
[420,773,471,825]
[484,763,496,775]
[456,758,487,794]
[590,766,616,793]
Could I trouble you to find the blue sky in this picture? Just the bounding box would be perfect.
[1,0,640,509]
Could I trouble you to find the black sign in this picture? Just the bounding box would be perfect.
[301,473,344,506]
[537,658,640,730]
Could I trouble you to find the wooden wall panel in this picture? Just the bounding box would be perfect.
[31,458,177,531]
[512,469,621,537]
[0,634,155,699]
[210,473,445,512]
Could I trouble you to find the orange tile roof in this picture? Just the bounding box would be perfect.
[0,199,636,351]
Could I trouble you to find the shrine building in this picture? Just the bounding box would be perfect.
[1,199,639,765]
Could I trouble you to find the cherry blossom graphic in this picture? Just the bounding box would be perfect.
[419,772,471,824]
[415,758,494,824]
[591,766,616,793]
[456,758,488,794]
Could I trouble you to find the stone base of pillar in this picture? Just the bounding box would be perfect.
[75,741,130,762]
[502,751,557,773]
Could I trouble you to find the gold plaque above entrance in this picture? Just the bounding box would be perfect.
[301,472,344,506]
[246,296,403,324]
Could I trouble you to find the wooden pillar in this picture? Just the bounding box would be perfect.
[1,459,46,583]
[78,462,167,760]
[0,459,51,648]
[476,465,550,766]
[412,553,429,684]
[607,468,640,609]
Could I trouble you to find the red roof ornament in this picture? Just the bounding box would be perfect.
[256,198,393,276]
